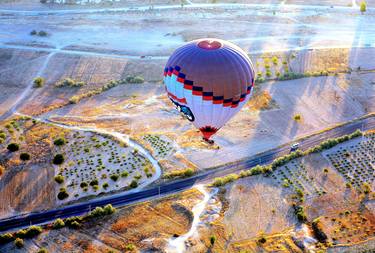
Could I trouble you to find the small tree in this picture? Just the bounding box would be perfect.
[129,179,138,188]
[7,143,19,152]
[103,204,116,215]
[110,174,119,181]
[52,218,65,229]
[20,152,31,161]
[37,248,49,253]
[53,154,65,165]
[360,1,367,13]
[293,114,302,121]
[33,77,45,88]
[210,235,216,246]
[14,238,24,248]
[54,175,64,184]
[54,137,66,146]
[57,188,69,200]
[38,30,48,37]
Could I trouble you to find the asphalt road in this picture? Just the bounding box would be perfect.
[0,116,374,232]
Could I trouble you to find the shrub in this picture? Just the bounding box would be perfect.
[30,30,37,35]
[55,78,85,88]
[38,30,48,36]
[70,221,80,229]
[20,152,31,161]
[64,216,82,228]
[103,204,116,215]
[25,226,42,237]
[33,77,45,88]
[103,182,109,189]
[163,168,196,179]
[121,171,129,177]
[272,56,278,64]
[125,75,144,84]
[53,154,65,165]
[89,207,105,217]
[129,179,138,188]
[53,218,65,229]
[0,132,6,139]
[37,248,49,253]
[7,143,19,152]
[293,114,301,121]
[258,236,267,244]
[110,174,119,181]
[362,182,371,194]
[125,244,135,251]
[69,96,79,104]
[90,179,99,186]
[54,137,66,146]
[54,175,64,184]
[14,238,24,248]
[360,1,366,13]
[294,205,307,222]
[0,233,13,244]
[210,235,216,246]
[80,181,88,188]
[57,188,69,200]
[212,173,239,187]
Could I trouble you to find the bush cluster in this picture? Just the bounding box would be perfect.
[68,79,128,104]
[305,130,362,154]
[163,168,195,179]
[88,204,116,218]
[210,129,363,188]
[52,218,65,229]
[55,78,86,88]
[125,75,144,84]
[15,226,42,239]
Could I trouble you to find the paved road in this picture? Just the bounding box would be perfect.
[0,115,374,232]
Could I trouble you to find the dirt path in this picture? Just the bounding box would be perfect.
[166,185,218,253]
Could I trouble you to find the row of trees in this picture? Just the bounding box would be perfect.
[211,130,363,187]
[0,204,117,248]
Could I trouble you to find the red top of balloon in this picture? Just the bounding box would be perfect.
[197,39,222,50]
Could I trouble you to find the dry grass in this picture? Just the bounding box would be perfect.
[246,90,278,111]
[318,209,375,245]
[19,189,204,253]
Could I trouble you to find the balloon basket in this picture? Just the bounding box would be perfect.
[203,137,215,145]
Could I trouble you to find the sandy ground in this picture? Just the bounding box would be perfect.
[39,67,375,168]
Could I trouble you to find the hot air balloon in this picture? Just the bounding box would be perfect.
[164,38,255,143]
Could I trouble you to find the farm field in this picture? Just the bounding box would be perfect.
[0,116,157,218]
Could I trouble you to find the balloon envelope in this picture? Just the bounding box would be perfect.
[164,38,255,140]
